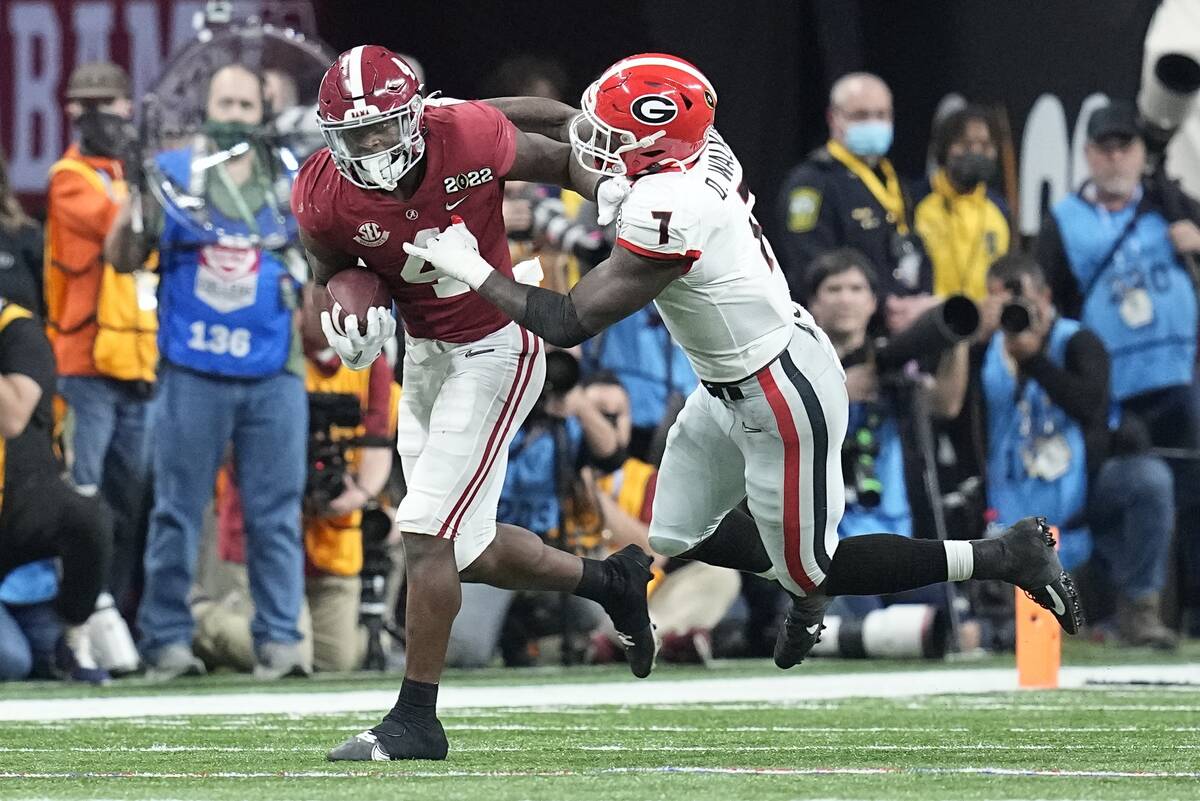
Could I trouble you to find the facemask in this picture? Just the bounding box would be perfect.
[77,110,133,159]
[203,120,259,152]
[844,121,893,158]
[946,152,996,188]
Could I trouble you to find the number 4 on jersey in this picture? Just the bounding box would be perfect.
[400,227,470,298]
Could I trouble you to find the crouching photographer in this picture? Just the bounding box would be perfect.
[201,290,397,673]
[804,249,973,659]
[964,254,1177,648]
[446,348,624,667]
[0,298,113,683]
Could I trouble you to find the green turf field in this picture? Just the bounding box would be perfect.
[1,644,1198,801]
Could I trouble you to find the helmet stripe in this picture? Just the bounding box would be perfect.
[598,55,714,95]
[347,45,367,110]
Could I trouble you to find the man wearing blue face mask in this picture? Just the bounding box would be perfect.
[776,73,932,330]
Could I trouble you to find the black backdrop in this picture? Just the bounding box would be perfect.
[313,0,1161,241]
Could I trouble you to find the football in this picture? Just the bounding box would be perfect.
[324,268,391,336]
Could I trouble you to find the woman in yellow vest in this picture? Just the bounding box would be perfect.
[915,106,1011,303]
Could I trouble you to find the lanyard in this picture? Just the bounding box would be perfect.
[931,169,988,293]
[827,139,909,234]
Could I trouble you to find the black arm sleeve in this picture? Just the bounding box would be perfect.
[522,286,594,348]
[1035,214,1084,319]
[1019,328,1109,427]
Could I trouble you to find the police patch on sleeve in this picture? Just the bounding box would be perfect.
[788,187,821,233]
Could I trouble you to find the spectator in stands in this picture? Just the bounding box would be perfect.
[446,350,622,668]
[805,249,965,619]
[1036,99,1200,638]
[107,64,308,679]
[0,296,113,683]
[0,561,61,680]
[915,106,1011,302]
[972,254,1176,647]
[0,154,43,313]
[45,63,156,617]
[199,287,397,673]
[579,306,697,465]
[775,72,933,332]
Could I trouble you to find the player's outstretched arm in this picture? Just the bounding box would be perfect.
[506,130,601,201]
[404,222,686,347]
[484,96,577,142]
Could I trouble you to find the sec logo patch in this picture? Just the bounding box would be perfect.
[354,221,390,247]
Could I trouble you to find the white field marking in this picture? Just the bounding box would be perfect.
[0,743,1178,755]
[4,765,1200,780]
[1,663,1196,722]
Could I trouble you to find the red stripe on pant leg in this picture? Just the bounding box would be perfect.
[757,366,818,594]
[445,334,543,538]
[437,329,531,538]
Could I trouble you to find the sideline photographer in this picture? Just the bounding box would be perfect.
[1036,101,1200,637]
[803,249,969,657]
[446,348,623,668]
[965,254,1176,647]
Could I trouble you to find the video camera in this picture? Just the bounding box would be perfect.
[305,392,364,510]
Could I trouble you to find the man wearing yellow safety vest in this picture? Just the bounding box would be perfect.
[44,63,156,620]
[775,72,933,333]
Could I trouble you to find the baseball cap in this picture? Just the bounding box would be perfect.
[1087,100,1141,142]
[66,62,131,101]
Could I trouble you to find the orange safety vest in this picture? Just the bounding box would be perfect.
[44,147,157,381]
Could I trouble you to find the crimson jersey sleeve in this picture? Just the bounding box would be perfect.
[616,176,703,263]
[291,149,341,241]
[430,99,519,178]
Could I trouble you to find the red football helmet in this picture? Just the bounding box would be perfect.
[316,45,425,191]
[570,53,717,177]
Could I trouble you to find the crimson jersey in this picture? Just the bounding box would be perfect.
[292,100,518,343]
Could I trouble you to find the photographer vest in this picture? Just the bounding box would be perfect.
[983,318,1091,569]
[155,147,298,378]
[838,401,912,539]
[1052,191,1196,402]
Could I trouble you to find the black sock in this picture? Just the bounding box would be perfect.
[383,677,438,724]
[678,507,773,573]
[574,556,613,603]
[824,534,948,596]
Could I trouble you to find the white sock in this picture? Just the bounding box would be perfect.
[944,541,974,582]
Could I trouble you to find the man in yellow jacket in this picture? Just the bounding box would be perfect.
[915,106,1011,303]
[44,63,155,617]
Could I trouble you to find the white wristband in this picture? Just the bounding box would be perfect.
[457,252,496,290]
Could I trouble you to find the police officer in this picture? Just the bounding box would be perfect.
[107,64,309,680]
[1037,99,1200,637]
[776,73,932,326]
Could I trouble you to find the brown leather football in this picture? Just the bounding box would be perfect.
[325,268,391,336]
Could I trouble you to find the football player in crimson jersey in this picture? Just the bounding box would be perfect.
[408,53,1084,669]
[294,45,656,763]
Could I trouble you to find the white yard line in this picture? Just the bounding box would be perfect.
[3,765,1199,780]
[0,663,1194,722]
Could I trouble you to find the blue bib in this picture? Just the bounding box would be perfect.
[155,147,299,378]
[497,419,583,537]
[983,319,1090,569]
[839,402,912,539]
[1053,192,1196,401]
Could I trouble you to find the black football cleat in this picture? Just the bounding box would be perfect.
[773,591,830,669]
[327,715,448,762]
[1001,516,1085,635]
[601,545,658,678]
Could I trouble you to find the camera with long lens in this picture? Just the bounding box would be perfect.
[359,505,394,671]
[305,392,364,510]
[508,184,611,269]
[999,277,1038,334]
[873,295,980,373]
[843,403,884,508]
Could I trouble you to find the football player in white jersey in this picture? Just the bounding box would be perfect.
[413,54,1084,667]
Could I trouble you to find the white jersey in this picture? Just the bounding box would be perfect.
[616,130,800,382]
